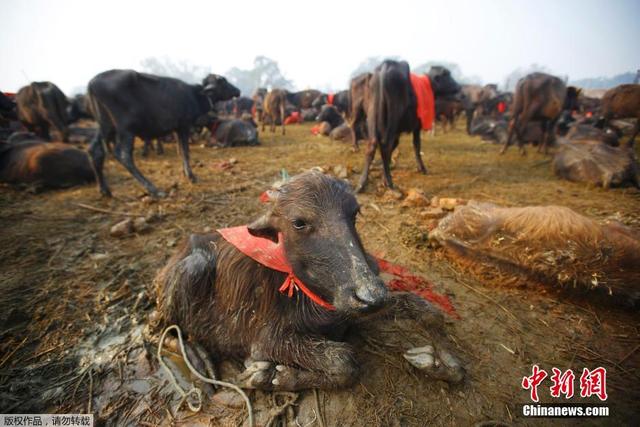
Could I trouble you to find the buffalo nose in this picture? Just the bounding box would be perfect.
[353,279,388,312]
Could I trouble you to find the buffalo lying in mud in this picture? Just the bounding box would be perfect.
[151,172,464,392]
[0,138,94,189]
[430,202,640,308]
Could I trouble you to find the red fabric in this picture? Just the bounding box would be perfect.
[327,93,335,105]
[284,111,302,125]
[251,105,256,117]
[311,124,322,135]
[497,101,506,113]
[409,73,435,131]
[218,226,336,311]
[375,257,459,319]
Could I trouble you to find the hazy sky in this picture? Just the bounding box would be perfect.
[1,0,639,94]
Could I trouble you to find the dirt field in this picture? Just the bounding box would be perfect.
[1,121,639,426]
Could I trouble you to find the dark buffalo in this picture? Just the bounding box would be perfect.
[312,90,350,114]
[286,89,322,109]
[262,89,288,135]
[0,92,17,122]
[16,82,70,141]
[67,94,93,123]
[502,72,570,155]
[351,60,429,192]
[316,105,345,130]
[347,72,372,151]
[427,66,461,97]
[152,171,464,391]
[597,84,640,145]
[0,138,94,188]
[211,117,259,147]
[460,84,499,133]
[87,70,239,197]
[435,96,464,133]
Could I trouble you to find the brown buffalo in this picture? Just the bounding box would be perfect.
[16,82,70,142]
[287,89,322,109]
[0,138,94,188]
[262,89,288,135]
[502,72,569,155]
[152,171,464,391]
[598,84,640,145]
[347,72,372,151]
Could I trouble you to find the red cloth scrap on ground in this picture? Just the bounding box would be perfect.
[409,73,435,131]
[375,257,459,319]
[284,111,302,125]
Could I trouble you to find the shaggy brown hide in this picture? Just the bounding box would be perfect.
[429,201,640,308]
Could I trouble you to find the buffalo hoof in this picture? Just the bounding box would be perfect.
[100,188,113,198]
[355,184,366,194]
[236,360,274,389]
[404,345,465,384]
[188,174,198,184]
[150,190,167,199]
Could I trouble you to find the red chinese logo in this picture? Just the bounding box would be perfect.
[579,367,608,401]
[550,368,575,398]
[522,364,548,402]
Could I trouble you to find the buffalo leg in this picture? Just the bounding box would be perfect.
[237,336,358,391]
[379,139,395,189]
[280,104,286,135]
[142,138,152,157]
[412,127,427,174]
[113,132,164,197]
[88,131,112,197]
[501,116,518,154]
[355,139,377,193]
[156,138,164,155]
[177,130,197,183]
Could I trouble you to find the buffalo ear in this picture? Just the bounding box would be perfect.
[247,212,279,242]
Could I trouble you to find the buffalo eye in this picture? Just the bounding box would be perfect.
[292,219,308,230]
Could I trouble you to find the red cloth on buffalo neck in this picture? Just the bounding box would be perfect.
[218,226,336,310]
[409,73,435,131]
[327,93,335,105]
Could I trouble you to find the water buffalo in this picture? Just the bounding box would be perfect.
[0,138,94,188]
[211,117,259,147]
[87,70,239,197]
[262,89,288,135]
[347,73,372,151]
[252,88,267,122]
[66,94,93,124]
[152,171,464,392]
[312,90,350,114]
[351,60,429,192]
[16,82,70,141]
[502,72,573,155]
[316,105,345,130]
[286,89,322,110]
[435,96,464,133]
[460,84,499,133]
[598,84,640,146]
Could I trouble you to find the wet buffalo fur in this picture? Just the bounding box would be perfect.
[430,202,640,308]
[0,139,95,189]
[262,89,288,135]
[152,172,464,391]
[502,72,568,155]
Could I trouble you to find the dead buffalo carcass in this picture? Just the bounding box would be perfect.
[552,138,639,189]
[152,172,464,391]
[16,82,70,142]
[211,118,259,147]
[502,73,576,155]
[0,138,94,189]
[87,70,239,197]
[430,202,640,308]
[598,84,640,145]
[262,89,287,135]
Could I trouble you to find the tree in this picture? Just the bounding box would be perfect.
[225,56,294,96]
[140,56,211,84]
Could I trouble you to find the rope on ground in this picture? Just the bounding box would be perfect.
[157,324,254,427]
[265,391,299,427]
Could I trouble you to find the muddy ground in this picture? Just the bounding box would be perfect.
[1,121,639,426]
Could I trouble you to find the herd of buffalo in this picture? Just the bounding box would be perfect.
[1,61,639,193]
[1,60,640,407]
